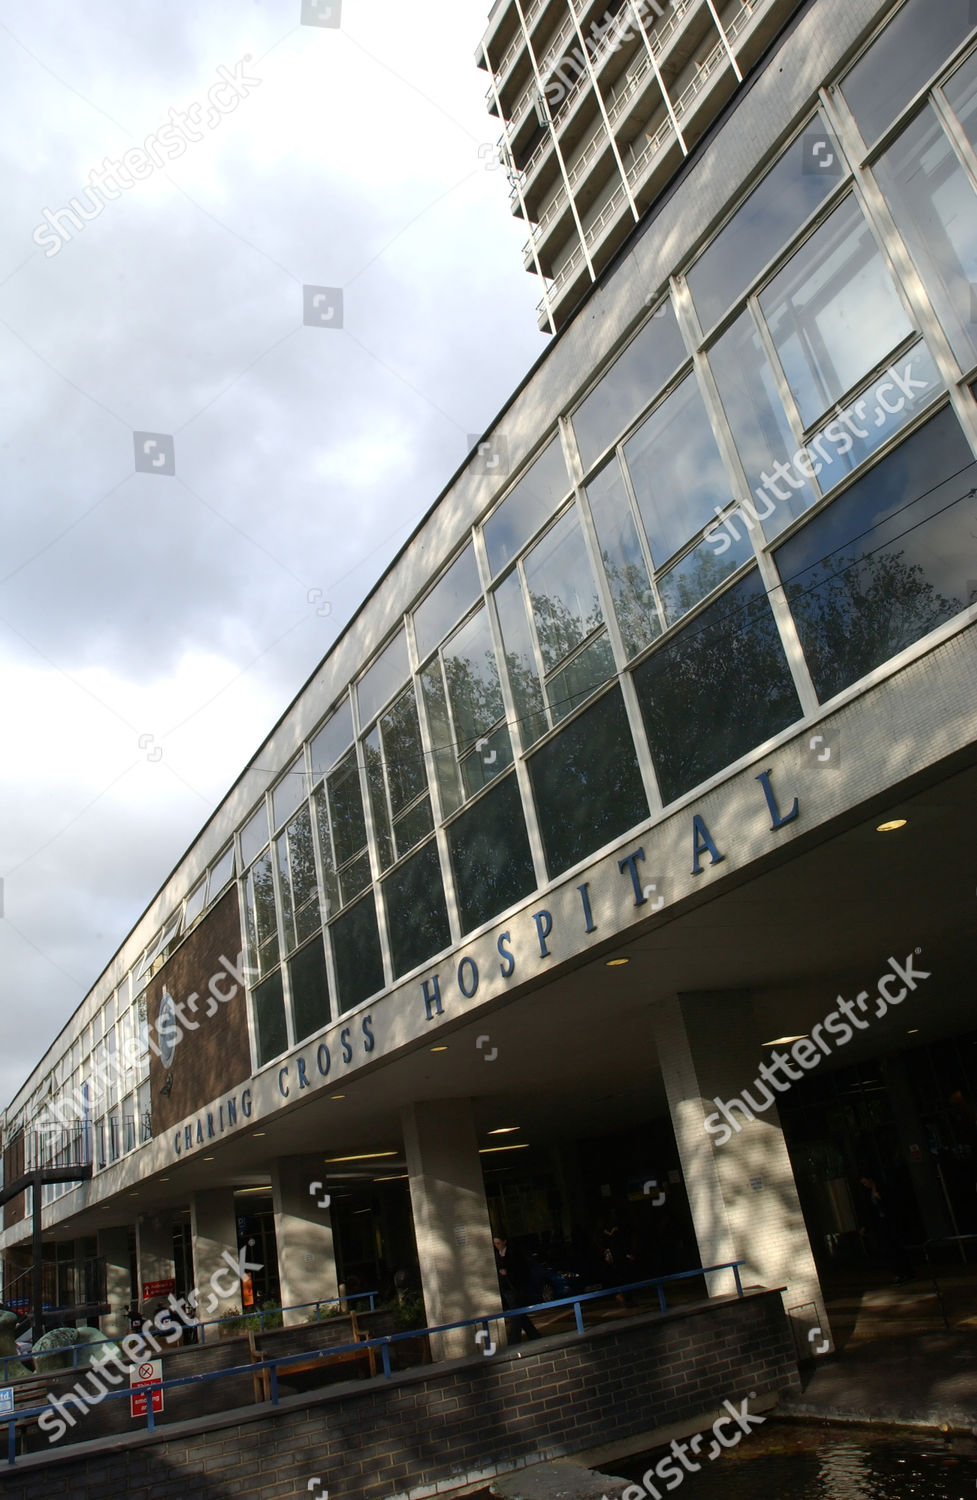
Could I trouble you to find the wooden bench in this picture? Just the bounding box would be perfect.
[248,1310,376,1401]
[5,1376,52,1454]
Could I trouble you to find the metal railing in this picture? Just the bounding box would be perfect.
[724,0,764,46]
[0,1289,380,1377]
[1,1262,746,1464]
[673,37,728,119]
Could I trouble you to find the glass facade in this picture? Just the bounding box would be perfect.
[18,1,977,1121]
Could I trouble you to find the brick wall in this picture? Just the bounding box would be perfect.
[0,1289,798,1499]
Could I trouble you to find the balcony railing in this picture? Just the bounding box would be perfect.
[605,51,656,126]
[724,0,764,45]
[625,112,676,185]
[672,36,728,119]
[648,0,696,56]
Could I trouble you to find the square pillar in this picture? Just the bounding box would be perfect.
[97,1225,131,1339]
[270,1155,339,1326]
[401,1099,500,1361]
[653,991,831,1358]
[134,1214,175,1312]
[189,1190,243,1325]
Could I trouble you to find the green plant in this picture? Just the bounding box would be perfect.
[390,1295,426,1333]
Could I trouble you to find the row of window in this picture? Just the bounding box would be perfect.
[236,0,977,1070]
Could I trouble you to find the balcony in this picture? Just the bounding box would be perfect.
[521,120,613,267]
[724,0,765,44]
[671,36,730,122]
[604,51,659,130]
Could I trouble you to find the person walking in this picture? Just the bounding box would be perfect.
[493,1234,539,1342]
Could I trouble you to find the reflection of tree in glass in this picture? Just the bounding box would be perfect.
[658,547,741,623]
[635,574,801,805]
[599,552,660,656]
[787,548,962,702]
[529,588,603,672]
[444,648,505,751]
[288,807,322,930]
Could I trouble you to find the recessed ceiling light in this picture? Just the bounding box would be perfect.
[159,1177,170,1182]
[606,957,630,968]
[203,1156,214,1161]
[373,1174,409,1181]
[907,1028,919,1034]
[325,1150,397,1163]
[252,1132,266,1138]
[876,818,908,832]
[331,1094,346,1100]
[762,1035,808,1047]
[479,1143,530,1154]
[430,1045,449,1052]
[488,1126,519,1135]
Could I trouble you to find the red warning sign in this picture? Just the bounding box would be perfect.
[130,1359,164,1418]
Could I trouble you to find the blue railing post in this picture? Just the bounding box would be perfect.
[572,1299,585,1334]
[146,1393,156,1432]
[733,1263,743,1296]
[270,1365,279,1405]
[657,1284,668,1313]
[7,1417,14,1466]
[381,1340,392,1378]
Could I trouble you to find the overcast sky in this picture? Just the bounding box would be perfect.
[0,0,546,1108]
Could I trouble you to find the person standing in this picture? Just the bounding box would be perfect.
[493,1234,539,1342]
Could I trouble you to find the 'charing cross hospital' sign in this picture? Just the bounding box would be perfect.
[172,770,800,1158]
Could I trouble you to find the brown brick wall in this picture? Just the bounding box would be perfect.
[147,889,251,1132]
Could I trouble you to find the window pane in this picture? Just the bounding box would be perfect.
[759,196,914,429]
[573,303,687,470]
[365,728,393,867]
[393,797,434,859]
[240,803,269,867]
[443,607,506,751]
[484,438,571,576]
[529,685,648,877]
[288,805,321,942]
[709,307,818,537]
[327,748,367,867]
[251,854,279,975]
[944,47,977,149]
[414,545,481,662]
[310,698,354,781]
[624,374,736,565]
[524,506,604,672]
[421,662,463,817]
[548,633,616,723]
[459,723,514,799]
[447,774,536,936]
[687,116,844,330]
[254,971,288,1067]
[494,571,548,748]
[842,0,976,146]
[382,689,428,817]
[311,787,339,918]
[276,833,295,952]
[658,528,754,624]
[331,893,385,1012]
[289,937,330,1043]
[272,752,307,831]
[632,570,802,804]
[357,629,409,726]
[875,105,977,372]
[339,851,371,906]
[776,405,976,702]
[209,846,235,898]
[586,459,661,658]
[184,879,206,929]
[383,840,451,978]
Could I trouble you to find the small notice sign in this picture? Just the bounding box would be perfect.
[141,1279,176,1300]
[0,1389,12,1415]
[129,1360,164,1418]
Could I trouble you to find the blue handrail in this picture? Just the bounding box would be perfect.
[1,1260,746,1465]
[0,1288,380,1378]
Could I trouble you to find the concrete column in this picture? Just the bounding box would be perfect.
[134,1213,175,1306]
[97,1225,131,1338]
[189,1190,242,1323]
[401,1099,500,1360]
[653,991,831,1358]
[270,1155,339,1327]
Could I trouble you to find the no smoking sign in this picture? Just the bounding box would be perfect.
[130,1359,164,1418]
